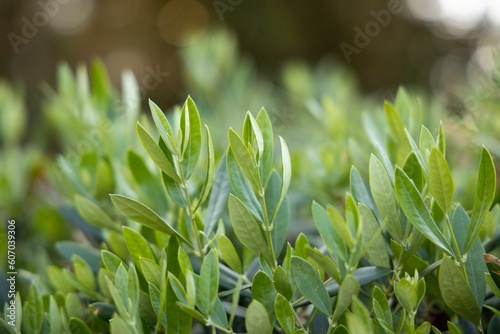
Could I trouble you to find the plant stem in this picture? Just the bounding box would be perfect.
[444,214,468,280]
[259,193,277,269]
[176,155,204,260]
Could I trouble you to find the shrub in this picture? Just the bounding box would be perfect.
[2,81,500,332]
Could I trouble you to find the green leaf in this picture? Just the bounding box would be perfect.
[136,122,180,182]
[439,256,481,324]
[464,147,496,253]
[168,274,189,306]
[359,203,390,268]
[162,172,187,208]
[73,255,96,291]
[22,284,43,334]
[209,297,228,329]
[272,136,291,224]
[451,206,487,308]
[274,266,293,301]
[384,102,406,144]
[127,266,140,315]
[180,96,202,178]
[110,194,191,246]
[123,226,155,268]
[369,155,403,242]
[405,128,429,175]
[75,195,118,231]
[140,257,161,288]
[429,148,454,213]
[204,156,231,235]
[332,274,360,325]
[350,166,378,218]
[228,194,272,264]
[197,125,215,209]
[372,286,393,332]
[149,99,175,151]
[69,317,92,334]
[197,250,219,316]
[266,172,290,256]
[227,150,263,220]
[242,112,264,161]
[167,277,193,334]
[101,250,123,274]
[274,294,295,334]
[246,300,273,334]
[228,128,262,195]
[403,151,424,192]
[485,273,500,299]
[256,108,274,185]
[485,253,500,291]
[49,296,63,334]
[252,271,277,324]
[290,256,332,316]
[312,201,348,263]
[394,167,454,256]
[219,235,242,273]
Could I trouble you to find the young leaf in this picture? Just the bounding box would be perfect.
[290,256,332,316]
[311,201,348,263]
[332,274,360,325]
[274,294,295,334]
[451,206,487,308]
[197,250,219,316]
[372,286,393,332]
[75,195,119,231]
[204,156,231,235]
[271,136,291,224]
[228,194,272,264]
[22,284,43,334]
[219,235,242,273]
[266,172,290,256]
[369,155,403,242]
[246,300,273,334]
[123,226,155,267]
[429,148,454,213]
[358,203,390,268]
[439,256,481,324]
[73,255,96,292]
[256,108,274,185]
[140,257,161,288]
[252,271,277,324]
[180,96,202,178]
[227,150,263,221]
[464,147,496,253]
[196,125,215,209]
[274,266,293,301]
[149,99,175,151]
[136,122,180,182]
[228,128,262,195]
[110,194,191,246]
[394,167,454,256]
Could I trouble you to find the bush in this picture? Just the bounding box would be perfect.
[1,45,500,333]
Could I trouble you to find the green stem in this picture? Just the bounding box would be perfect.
[259,193,277,269]
[176,155,204,260]
[444,215,468,280]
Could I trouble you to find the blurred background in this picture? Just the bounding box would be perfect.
[1,0,499,118]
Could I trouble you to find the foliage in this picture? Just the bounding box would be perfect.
[2,31,500,333]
